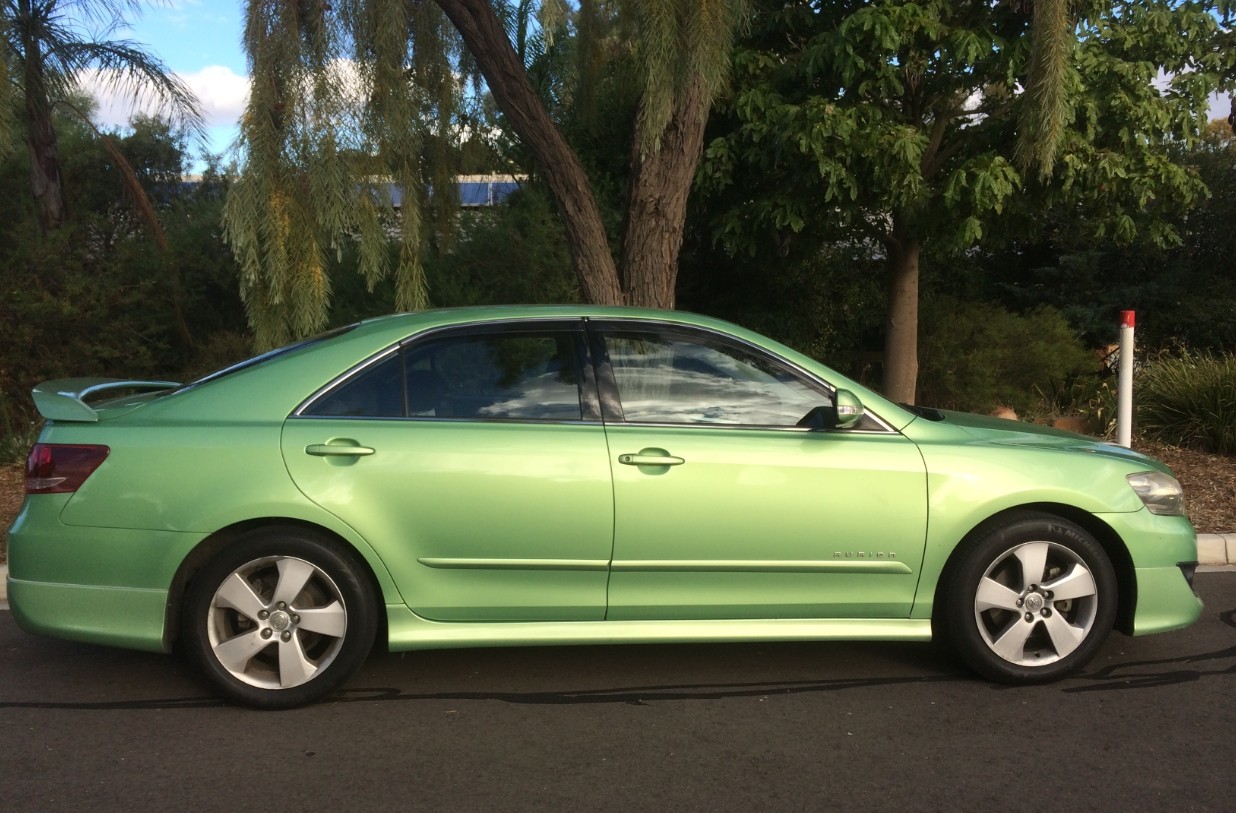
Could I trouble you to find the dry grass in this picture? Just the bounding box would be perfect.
[2,445,1233,564]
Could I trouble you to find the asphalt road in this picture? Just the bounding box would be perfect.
[2,572,1234,812]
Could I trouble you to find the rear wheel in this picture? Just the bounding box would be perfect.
[939,512,1117,683]
[183,528,376,709]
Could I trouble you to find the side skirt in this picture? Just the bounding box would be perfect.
[384,606,932,651]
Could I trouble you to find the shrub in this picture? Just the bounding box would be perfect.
[0,391,39,465]
[917,296,1096,416]
[1136,351,1236,454]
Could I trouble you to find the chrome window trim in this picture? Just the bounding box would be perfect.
[293,346,402,418]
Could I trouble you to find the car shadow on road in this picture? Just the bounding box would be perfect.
[1054,604,1236,693]
[2,605,1232,711]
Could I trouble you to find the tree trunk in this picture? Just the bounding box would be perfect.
[22,18,65,234]
[25,115,65,233]
[883,212,920,405]
[620,74,709,310]
[434,0,623,306]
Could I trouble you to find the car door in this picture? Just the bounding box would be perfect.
[593,321,928,621]
[282,320,615,622]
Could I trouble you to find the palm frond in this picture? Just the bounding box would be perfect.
[58,40,206,139]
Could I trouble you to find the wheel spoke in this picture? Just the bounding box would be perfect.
[976,576,1023,612]
[1042,611,1087,658]
[278,636,318,688]
[1044,564,1097,602]
[214,629,269,673]
[991,618,1036,662]
[297,601,347,637]
[213,573,266,621]
[272,558,316,607]
[1013,542,1050,588]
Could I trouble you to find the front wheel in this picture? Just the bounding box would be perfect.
[939,513,1117,683]
[183,528,376,709]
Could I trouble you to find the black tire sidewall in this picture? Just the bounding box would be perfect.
[942,513,1117,683]
[183,528,376,709]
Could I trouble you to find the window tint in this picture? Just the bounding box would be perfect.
[305,329,586,421]
[602,330,827,427]
[306,351,404,418]
[411,333,583,420]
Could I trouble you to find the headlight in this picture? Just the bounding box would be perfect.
[1126,471,1186,516]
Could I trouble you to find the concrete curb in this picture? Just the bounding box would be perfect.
[1196,533,1236,568]
[1,536,1233,609]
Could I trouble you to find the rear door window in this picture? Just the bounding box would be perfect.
[303,324,593,422]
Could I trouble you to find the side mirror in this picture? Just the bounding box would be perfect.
[796,389,865,430]
[834,389,864,429]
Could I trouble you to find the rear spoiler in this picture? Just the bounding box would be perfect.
[32,378,181,422]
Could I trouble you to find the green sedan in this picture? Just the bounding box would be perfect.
[6,306,1202,708]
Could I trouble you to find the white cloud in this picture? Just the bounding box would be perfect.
[181,65,251,128]
[82,64,249,132]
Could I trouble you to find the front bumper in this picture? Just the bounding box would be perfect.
[1129,563,1203,635]
[1101,509,1203,635]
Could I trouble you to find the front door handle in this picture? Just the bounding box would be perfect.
[306,442,375,457]
[618,450,684,467]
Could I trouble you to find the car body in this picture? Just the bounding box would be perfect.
[6,306,1202,707]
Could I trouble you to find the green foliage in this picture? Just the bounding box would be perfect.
[425,186,579,307]
[705,0,1229,256]
[226,0,472,347]
[1136,351,1236,454]
[294,183,580,327]
[939,123,1236,353]
[0,0,205,230]
[1017,0,1075,179]
[629,0,750,156]
[702,0,1031,254]
[699,0,1230,401]
[1,225,167,413]
[0,117,249,443]
[917,296,1095,416]
[0,392,41,465]
[677,235,886,376]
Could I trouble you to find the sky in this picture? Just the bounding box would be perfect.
[90,1,249,163]
[84,2,1231,168]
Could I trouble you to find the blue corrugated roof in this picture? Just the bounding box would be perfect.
[368,178,521,208]
[458,180,520,206]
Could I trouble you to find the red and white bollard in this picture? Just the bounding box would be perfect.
[1117,311,1135,448]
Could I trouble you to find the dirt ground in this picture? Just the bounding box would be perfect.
[1,464,21,562]
[1137,441,1236,536]
[1,444,1234,563]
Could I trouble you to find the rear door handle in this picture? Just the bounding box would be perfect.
[618,451,684,467]
[306,442,375,457]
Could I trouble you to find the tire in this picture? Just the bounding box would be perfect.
[183,527,376,709]
[939,512,1117,683]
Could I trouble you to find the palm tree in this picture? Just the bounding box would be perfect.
[1,0,204,233]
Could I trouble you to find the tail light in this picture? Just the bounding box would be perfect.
[26,443,111,494]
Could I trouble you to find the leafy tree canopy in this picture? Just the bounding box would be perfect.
[700,0,1234,402]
